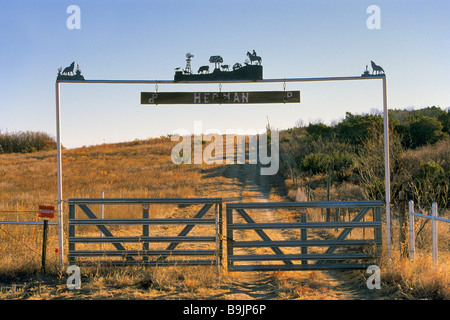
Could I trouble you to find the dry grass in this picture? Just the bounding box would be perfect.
[376,250,449,300]
[0,136,448,300]
[0,137,209,272]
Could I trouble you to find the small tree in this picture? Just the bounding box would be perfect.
[410,115,446,148]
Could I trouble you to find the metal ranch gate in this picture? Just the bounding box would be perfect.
[67,198,383,272]
[68,198,222,269]
[226,201,382,271]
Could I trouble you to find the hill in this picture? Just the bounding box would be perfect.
[0,112,448,300]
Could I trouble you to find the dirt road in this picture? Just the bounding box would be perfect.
[195,160,380,300]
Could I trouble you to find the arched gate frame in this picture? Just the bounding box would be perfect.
[55,74,390,267]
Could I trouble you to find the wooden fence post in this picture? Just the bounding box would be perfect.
[41,219,48,273]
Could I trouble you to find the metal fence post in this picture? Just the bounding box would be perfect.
[143,204,149,263]
[374,206,382,245]
[300,211,307,265]
[408,201,415,260]
[226,207,233,271]
[215,202,220,275]
[68,204,75,265]
[100,192,104,251]
[432,202,438,265]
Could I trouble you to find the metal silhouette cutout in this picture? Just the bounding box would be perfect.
[57,61,85,80]
[371,60,385,75]
[246,50,262,65]
[362,60,385,77]
[174,50,263,82]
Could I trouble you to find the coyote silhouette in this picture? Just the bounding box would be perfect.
[62,62,75,75]
[371,60,385,74]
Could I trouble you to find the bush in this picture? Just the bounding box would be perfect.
[410,161,449,209]
[305,123,333,139]
[0,131,56,154]
[299,153,330,174]
[330,151,354,181]
[410,116,446,148]
[335,112,383,143]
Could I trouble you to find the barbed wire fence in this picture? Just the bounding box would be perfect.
[0,204,60,270]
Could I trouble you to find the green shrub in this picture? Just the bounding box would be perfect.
[299,153,330,174]
[0,131,56,154]
[410,116,446,148]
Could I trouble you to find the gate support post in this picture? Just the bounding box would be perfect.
[56,81,64,267]
[382,76,392,259]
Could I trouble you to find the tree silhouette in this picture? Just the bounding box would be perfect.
[209,56,223,70]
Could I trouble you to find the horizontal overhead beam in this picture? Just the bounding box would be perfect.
[56,75,385,85]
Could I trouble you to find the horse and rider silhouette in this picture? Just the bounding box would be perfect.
[246,51,262,65]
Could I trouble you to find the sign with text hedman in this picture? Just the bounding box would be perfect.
[141,91,300,105]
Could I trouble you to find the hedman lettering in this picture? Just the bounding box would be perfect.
[193,92,249,103]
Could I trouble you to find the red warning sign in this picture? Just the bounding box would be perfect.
[38,205,55,219]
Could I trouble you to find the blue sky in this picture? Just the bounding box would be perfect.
[0,0,449,148]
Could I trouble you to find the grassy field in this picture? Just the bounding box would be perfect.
[0,136,448,300]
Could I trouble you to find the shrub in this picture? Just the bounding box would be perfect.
[299,153,330,174]
[305,123,333,139]
[410,116,446,148]
[0,131,56,154]
[330,151,354,181]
